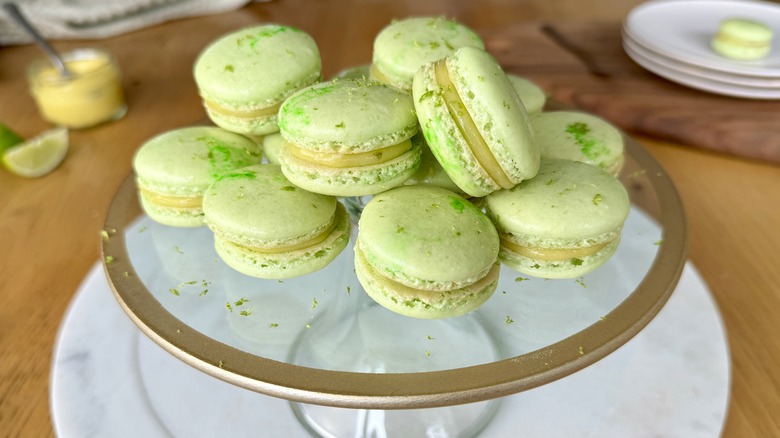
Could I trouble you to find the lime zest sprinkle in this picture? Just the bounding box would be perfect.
[239,309,253,317]
[571,258,583,266]
[169,288,180,296]
[104,255,114,264]
[578,346,585,356]
[311,298,318,309]
[425,349,431,357]
[514,277,529,282]
[654,239,663,246]
[225,302,233,312]
[505,315,514,324]
[575,277,587,288]
[100,230,110,240]
[269,323,279,328]
[593,193,604,205]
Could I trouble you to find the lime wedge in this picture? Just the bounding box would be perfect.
[0,123,24,153]
[2,127,68,177]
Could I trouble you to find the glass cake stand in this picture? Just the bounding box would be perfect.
[101,133,686,437]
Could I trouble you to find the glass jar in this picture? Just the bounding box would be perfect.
[27,48,127,129]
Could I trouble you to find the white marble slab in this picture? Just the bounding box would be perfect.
[51,261,730,437]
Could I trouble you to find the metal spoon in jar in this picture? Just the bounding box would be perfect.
[2,2,72,78]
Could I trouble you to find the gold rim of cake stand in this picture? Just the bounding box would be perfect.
[101,134,686,410]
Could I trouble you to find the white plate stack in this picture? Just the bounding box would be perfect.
[623,0,780,99]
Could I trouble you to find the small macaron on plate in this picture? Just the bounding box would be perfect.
[624,0,780,77]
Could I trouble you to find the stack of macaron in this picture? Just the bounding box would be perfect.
[130,17,631,319]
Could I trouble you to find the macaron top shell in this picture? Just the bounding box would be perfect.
[278,79,418,153]
[133,126,262,196]
[194,25,321,108]
[485,159,630,246]
[507,74,546,115]
[358,185,499,290]
[202,164,338,246]
[531,111,624,176]
[372,17,484,90]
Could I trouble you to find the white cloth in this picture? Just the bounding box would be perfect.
[0,0,252,45]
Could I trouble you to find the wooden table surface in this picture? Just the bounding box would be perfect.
[1,1,779,436]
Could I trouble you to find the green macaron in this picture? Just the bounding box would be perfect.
[484,159,630,279]
[278,78,422,196]
[712,18,773,61]
[332,64,371,80]
[531,111,624,176]
[355,185,500,319]
[193,24,321,136]
[202,164,350,279]
[507,74,546,115]
[262,132,283,165]
[371,17,484,92]
[413,46,539,198]
[132,126,262,227]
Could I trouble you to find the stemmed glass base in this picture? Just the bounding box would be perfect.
[291,399,500,438]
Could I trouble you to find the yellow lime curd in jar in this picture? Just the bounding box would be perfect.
[28,48,126,128]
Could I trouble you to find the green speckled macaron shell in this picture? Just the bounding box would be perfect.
[532,111,624,176]
[413,47,538,197]
[358,185,499,291]
[403,140,464,195]
[372,17,484,91]
[484,159,629,278]
[507,74,546,115]
[202,165,350,279]
[193,25,321,135]
[133,127,262,196]
[278,79,418,153]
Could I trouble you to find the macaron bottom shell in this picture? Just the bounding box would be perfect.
[355,243,500,319]
[280,138,422,197]
[499,236,621,279]
[213,202,351,279]
[203,107,280,137]
[138,195,205,227]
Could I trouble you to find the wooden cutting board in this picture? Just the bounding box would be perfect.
[481,21,780,164]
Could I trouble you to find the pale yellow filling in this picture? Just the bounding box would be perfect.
[233,214,337,254]
[140,188,201,209]
[433,60,514,189]
[714,32,770,48]
[284,138,412,168]
[203,98,281,119]
[501,238,610,262]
